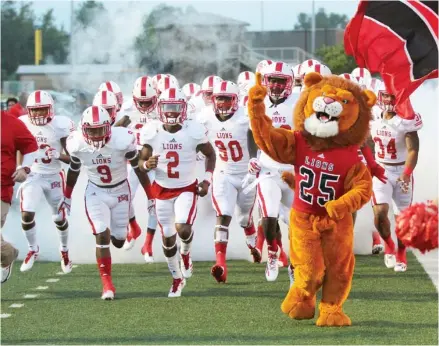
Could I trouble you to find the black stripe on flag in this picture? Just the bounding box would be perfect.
[365,1,438,79]
[421,1,438,15]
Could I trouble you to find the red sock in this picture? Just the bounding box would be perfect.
[267,238,278,253]
[382,234,396,254]
[372,231,382,245]
[144,232,154,253]
[129,219,141,238]
[397,241,407,263]
[215,242,227,265]
[244,223,256,236]
[97,256,112,279]
[256,225,265,251]
[277,237,283,249]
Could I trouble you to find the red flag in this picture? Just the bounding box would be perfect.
[344,0,438,119]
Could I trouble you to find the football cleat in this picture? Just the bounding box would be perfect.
[168,278,186,298]
[101,279,115,300]
[20,248,39,272]
[394,262,407,272]
[384,254,396,268]
[372,243,384,255]
[101,290,115,300]
[141,244,154,263]
[265,249,279,281]
[1,247,18,284]
[60,250,73,274]
[180,253,193,279]
[211,263,227,283]
[123,222,142,250]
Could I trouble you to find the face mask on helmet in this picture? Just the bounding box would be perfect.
[265,75,289,100]
[158,101,187,126]
[28,106,52,126]
[213,95,237,116]
[82,123,111,149]
[378,91,396,111]
[134,97,156,114]
[202,91,213,105]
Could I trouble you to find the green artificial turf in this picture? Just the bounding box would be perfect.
[1,253,437,345]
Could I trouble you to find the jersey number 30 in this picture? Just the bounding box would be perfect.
[214,140,243,162]
[299,166,340,206]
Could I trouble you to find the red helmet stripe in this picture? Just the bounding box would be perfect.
[315,64,321,73]
[189,83,194,94]
[360,68,364,77]
[307,60,313,67]
[371,78,377,90]
[105,82,113,92]
[169,88,176,99]
[209,76,214,88]
[140,77,147,97]
[245,71,249,79]
[220,81,227,92]
[275,62,283,72]
[102,91,107,104]
[164,77,170,90]
[35,91,41,103]
[92,106,100,123]
[267,60,273,65]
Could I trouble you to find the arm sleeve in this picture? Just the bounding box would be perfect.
[14,118,38,155]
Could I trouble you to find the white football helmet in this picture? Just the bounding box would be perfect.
[182,83,201,100]
[132,76,157,114]
[92,90,118,124]
[151,74,167,90]
[156,75,179,96]
[339,73,355,81]
[157,88,187,125]
[256,60,274,74]
[352,67,372,86]
[262,62,294,100]
[373,79,395,111]
[353,76,368,90]
[98,81,123,110]
[80,105,112,149]
[292,64,303,86]
[200,75,223,105]
[212,81,240,116]
[303,63,332,77]
[26,90,55,126]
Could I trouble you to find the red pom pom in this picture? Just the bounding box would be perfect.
[395,201,438,253]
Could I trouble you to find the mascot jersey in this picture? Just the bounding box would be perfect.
[293,132,361,215]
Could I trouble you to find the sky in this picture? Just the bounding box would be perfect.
[30,0,360,32]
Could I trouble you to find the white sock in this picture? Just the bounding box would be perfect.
[57,227,69,252]
[180,240,192,256]
[165,253,182,279]
[23,226,38,252]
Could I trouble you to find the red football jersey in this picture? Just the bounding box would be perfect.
[293,131,361,215]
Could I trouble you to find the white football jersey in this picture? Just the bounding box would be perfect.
[126,108,158,149]
[187,95,207,119]
[67,127,136,186]
[20,115,75,174]
[199,107,249,175]
[256,94,298,171]
[140,120,209,189]
[370,109,423,164]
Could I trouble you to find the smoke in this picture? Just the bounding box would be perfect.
[354,81,439,254]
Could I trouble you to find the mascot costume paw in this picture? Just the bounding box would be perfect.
[248,72,376,327]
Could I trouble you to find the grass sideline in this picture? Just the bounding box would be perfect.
[1,253,437,345]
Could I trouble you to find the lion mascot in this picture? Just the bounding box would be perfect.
[248,72,376,327]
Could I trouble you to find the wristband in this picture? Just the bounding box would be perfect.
[403,166,414,176]
[65,186,73,199]
[203,171,213,184]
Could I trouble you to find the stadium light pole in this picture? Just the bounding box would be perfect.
[311,0,316,56]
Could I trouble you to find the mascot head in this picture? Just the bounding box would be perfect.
[294,72,376,150]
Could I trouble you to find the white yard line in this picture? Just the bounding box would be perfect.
[23,294,38,299]
[0,314,11,318]
[46,278,59,283]
[413,249,438,290]
[35,286,49,290]
[9,304,24,308]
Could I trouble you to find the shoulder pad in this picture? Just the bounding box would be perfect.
[235,108,249,125]
[140,120,160,144]
[54,116,76,137]
[111,127,136,150]
[66,131,83,155]
[186,121,208,140]
[402,113,423,132]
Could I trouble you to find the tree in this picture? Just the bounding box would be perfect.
[1,1,69,79]
[315,43,357,75]
[74,1,106,30]
[294,8,348,30]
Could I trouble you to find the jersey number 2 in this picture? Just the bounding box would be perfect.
[97,165,112,183]
[374,137,397,159]
[299,166,340,207]
[166,151,179,178]
[214,140,243,162]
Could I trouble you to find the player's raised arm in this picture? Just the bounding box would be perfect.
[247,72,296,165]
[138,144,159,173]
